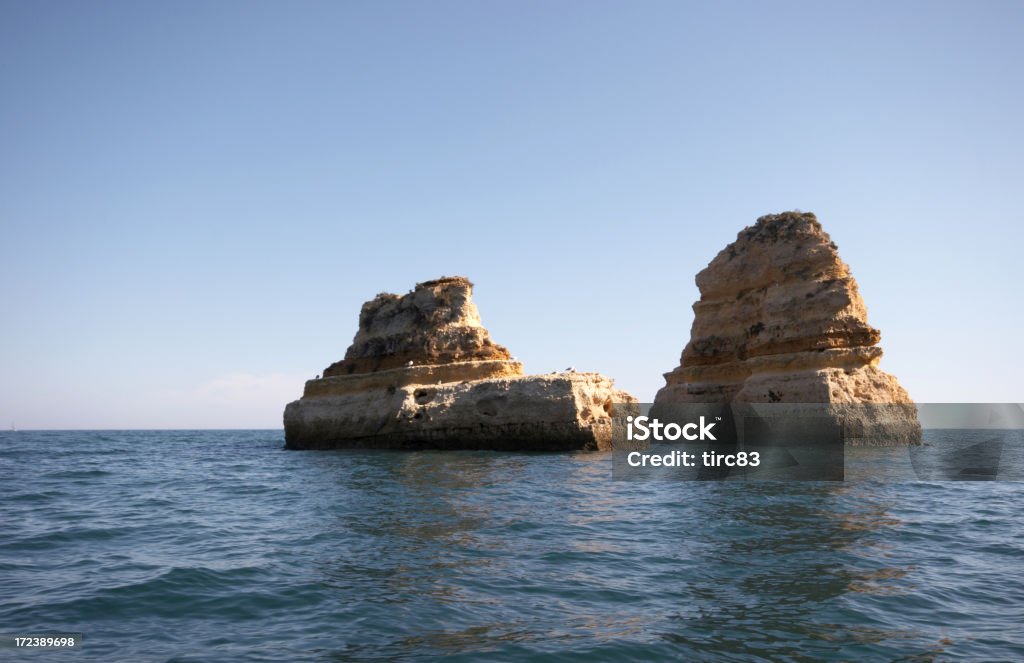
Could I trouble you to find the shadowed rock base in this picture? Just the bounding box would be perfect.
[285,372,628,451]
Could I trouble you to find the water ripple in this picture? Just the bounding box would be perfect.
[0,430,1022,661]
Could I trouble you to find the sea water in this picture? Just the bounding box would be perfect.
[1,430,1022,661]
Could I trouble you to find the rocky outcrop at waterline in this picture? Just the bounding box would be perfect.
[284,277,636,451]
[652,211,920,445]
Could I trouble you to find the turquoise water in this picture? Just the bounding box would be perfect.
[1,431,1022,662]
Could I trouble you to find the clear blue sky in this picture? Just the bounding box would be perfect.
[1,1,1021,428]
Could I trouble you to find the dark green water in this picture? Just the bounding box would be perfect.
[1,430,1022,661]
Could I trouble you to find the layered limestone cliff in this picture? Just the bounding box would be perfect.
[284,276,635,451]
[653,211,920,445]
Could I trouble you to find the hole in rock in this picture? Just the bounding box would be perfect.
[475,397,505,417]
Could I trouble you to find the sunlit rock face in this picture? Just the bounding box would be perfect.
[322,276,512,378]
[653,212,920,445]
[284,276,636,451]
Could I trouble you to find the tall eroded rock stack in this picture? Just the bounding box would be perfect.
[285,276,636,451]
[653,212,919,444]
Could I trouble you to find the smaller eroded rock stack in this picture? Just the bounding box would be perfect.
[284,276,635,451]
[653,212,920,445]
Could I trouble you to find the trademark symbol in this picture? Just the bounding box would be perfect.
[716,417,722,421]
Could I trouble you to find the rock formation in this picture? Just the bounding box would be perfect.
[284,276,636,451]
[652,211,920,445]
